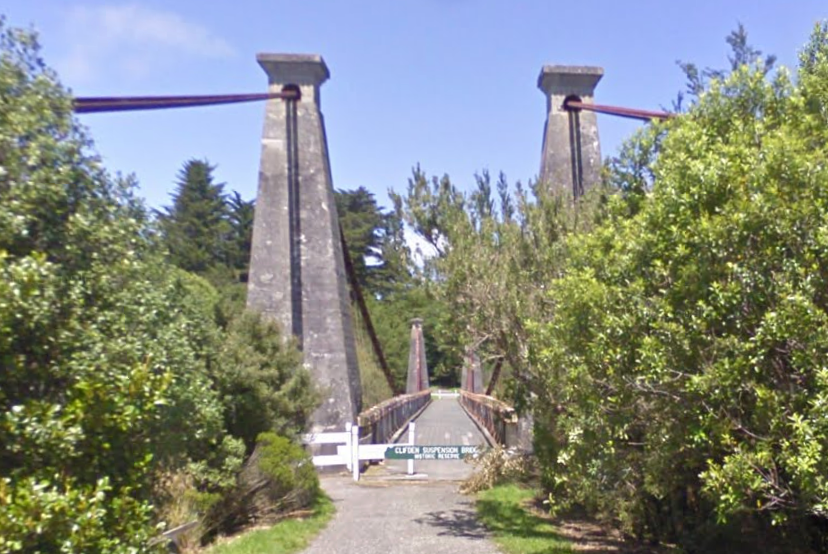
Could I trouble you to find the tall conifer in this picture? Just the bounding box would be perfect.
[159,159,231,273]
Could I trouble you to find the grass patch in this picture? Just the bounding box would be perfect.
[476,484,573,554]
[205,495,334,554]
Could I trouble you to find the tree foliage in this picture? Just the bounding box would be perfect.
[0,20,318,552]
[158,159,231,274]
[675,23,776,110]
[215,312,317,452]
[528,22,828,548]
[335,186,411,298]
[227,191,255,276]
[396,23,828,550]
[397,165,595,395]
[0,21,173,552]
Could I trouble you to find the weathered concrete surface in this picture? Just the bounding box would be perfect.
[538,65,603,198]
[302,477,500,554]
[247,54,361,432]
[461,349,483,394]
[379,398,489,481]
[405,318,429,393]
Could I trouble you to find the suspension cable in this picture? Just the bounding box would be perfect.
[74,90,674,123]
[564,99,674,121]
[74,90,299,113]
[73,89,402,396]
[338,222,402,396]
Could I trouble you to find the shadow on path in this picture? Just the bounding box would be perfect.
[413,499,489,540]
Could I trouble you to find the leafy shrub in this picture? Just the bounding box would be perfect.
[461,446,536,494]
[0,20,179,552]
[0,476,160,554]
[529,23,828,548]
[0,19,305,552]
[254,432,320,507]
[201,433,319,537]
[215,312,317,452]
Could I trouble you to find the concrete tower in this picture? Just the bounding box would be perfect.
[406,318,429,394]
[461,348,484,394]
[538,65,603,198]
[247,54,361,431]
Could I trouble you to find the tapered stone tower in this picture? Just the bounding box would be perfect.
[538,65,603,198]
[405,318,429,394]
[461,348,483,394]
[247,54,361,432]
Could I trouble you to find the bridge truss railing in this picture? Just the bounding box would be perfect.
[459,390,519,447]
[357,389,431,444]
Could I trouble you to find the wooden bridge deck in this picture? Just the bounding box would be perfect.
[372,396,489,481]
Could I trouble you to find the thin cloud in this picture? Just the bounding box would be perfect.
[57,3,236,85]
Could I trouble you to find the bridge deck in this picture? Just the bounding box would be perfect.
[379,396,489,481]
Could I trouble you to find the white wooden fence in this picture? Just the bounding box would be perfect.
[302,422,417,481]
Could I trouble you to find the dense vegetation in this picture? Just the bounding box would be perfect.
[0,21,319,553]
[335,185,461,390]
[533,26,828,549]
[401,23,828,552]
[382,22,828,552]
[5,10,828,553]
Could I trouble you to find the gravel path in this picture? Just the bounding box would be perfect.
[300,477,500,554]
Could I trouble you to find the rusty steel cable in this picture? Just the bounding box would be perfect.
[74,90,299,113]
[73,88,403,396]
[564,99,675,121]
[339,222,402,396]
[74,90,673,123]
[70,89,671,401]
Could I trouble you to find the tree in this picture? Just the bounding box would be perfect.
[159,159,231,274]
[0,21,182,552]
[675,23,776,109]
[335,186,412,297]
[396,166,594,396]
[529,22,828,549]
[616,25,776,210]
[215,311,317,452]
[336,187,385,291]
[227,191,255,277]
[0,21,319,552]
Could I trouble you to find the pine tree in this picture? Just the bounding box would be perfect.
[159,159,231,274]
[335,186,413,297]
[227,191,255,277]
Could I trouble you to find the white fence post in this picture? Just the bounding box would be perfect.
[407,422,416,475]
[344,422,353,471]
[351,424,360,482]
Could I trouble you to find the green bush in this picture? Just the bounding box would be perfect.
[529,23,828,548]
[215,312,317,452]
[0,19,315,552]
[0,20,180,552]
[255,432,320,506]
[0,477,159,554]
[201,433,319,537]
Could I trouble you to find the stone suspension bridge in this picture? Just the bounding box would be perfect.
[76,52,622,481]
[76,51,640,553]
[240,54,612,477]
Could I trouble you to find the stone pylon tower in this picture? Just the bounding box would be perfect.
[247,54,361,432]
[406,318,429,394]
[461,348,483,394]
[538,65,603,198]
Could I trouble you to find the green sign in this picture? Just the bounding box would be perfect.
[384,445,481,460]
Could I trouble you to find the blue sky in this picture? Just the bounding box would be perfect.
[4,1,826,209]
